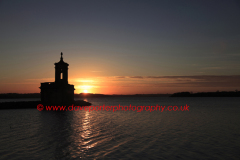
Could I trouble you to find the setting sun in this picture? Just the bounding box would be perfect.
[75,85,93,94]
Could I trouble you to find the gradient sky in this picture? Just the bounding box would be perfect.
[0,0,240,94]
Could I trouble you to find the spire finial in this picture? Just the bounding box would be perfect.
[60,52,63,61]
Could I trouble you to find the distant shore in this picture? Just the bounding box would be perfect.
[0,91,239,99]
[0,100,91,110]
[171,91,240,97]
[0,93,171,99]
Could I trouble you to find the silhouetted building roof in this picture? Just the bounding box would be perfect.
[55,52,69,65]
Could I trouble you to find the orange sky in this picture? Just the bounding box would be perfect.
[0,67,239,94]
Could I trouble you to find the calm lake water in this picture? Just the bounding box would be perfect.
[0,97,240,159]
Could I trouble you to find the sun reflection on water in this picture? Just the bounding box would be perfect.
[81,111,99,150]
[81,111,91,139]
[67,110,98,159]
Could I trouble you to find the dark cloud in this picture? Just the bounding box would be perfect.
[117,75,240,88]
[115,76,126,79]
[129,76,144,79]
[146,75,240,81]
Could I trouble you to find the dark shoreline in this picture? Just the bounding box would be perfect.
[0,100,91,110]
[171,91,240,97]
[0,93,172,99]
[1,91,240,99]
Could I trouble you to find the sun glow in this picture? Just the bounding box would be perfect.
[75,85,93,93]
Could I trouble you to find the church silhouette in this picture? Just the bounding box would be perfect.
[40,53,75,104]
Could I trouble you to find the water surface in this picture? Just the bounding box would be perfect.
[0,97,239,159]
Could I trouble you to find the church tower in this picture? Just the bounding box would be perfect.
[55,52,69,84]
[40,52,75,104]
